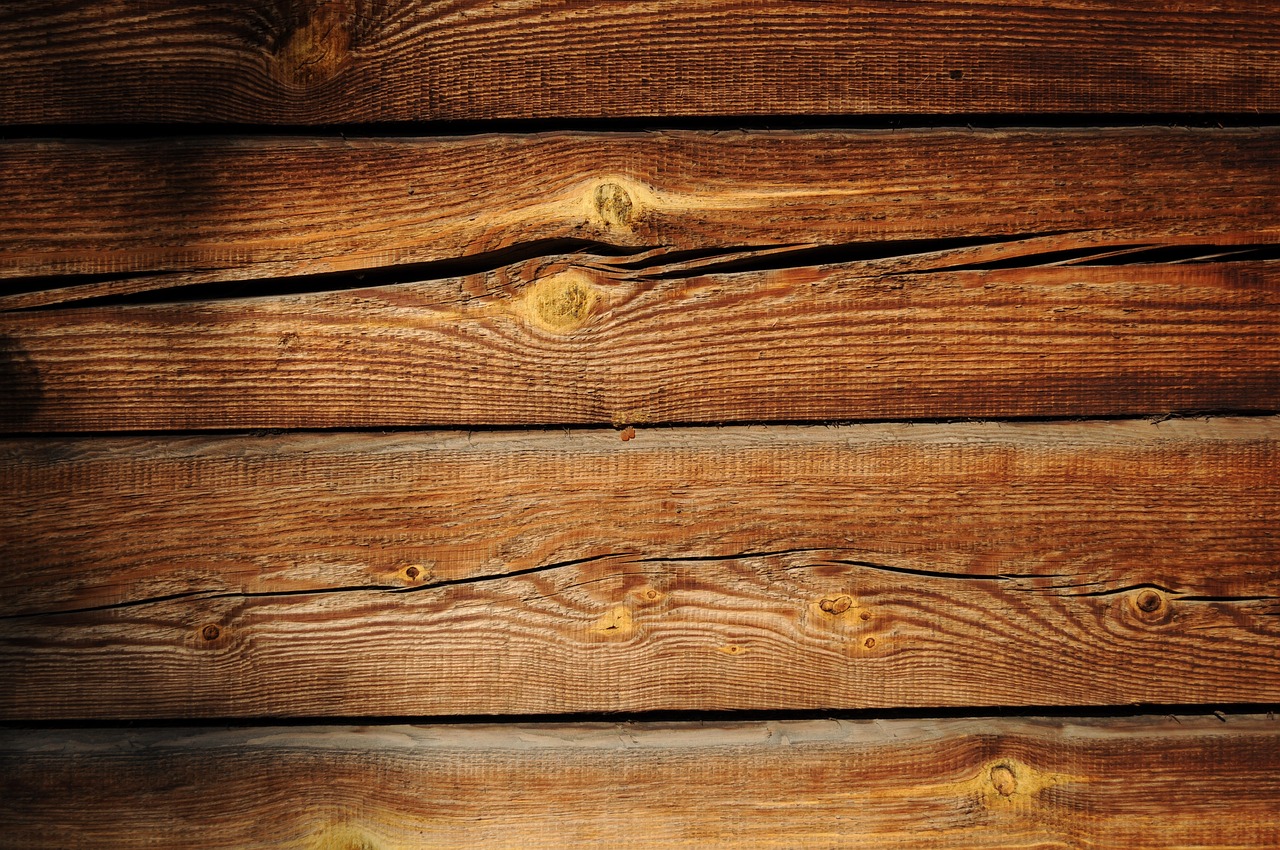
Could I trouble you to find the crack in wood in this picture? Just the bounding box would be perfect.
[0,552,636,621]
[11,546,1269,622]
[827,559,1068,583]
[1015,582,1280,605]
[3,238,657,312]
[1177,594,1280,604]
[11,228,1279,313]
[391,552,638,597]
[917,242,1280,274]
[633,232,1074,280]
[1049,582,1180,598]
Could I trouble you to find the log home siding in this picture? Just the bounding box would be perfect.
[1,2,1277,847]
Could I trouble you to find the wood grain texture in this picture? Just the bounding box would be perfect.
[2,419,1276,718]
[4,261,1278,431]
[2,1,1278,124]
[2,128,1277,305]
[2,716,1278,848]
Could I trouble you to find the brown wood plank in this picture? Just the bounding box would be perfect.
[3,262,1277,431]
[1,419,1276,718]
[2,1,1277,124]
[1,716,1278,848]
[1,128,1277,304]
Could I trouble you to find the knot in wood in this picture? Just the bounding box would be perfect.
[1131,588,1171,624]
[819,595,853,614]
[313,823,381,850]
[523,271,600,333]
[270,0,353,87]
[1135,589,1163,613]
[990,764,1017,797]
[593,182,634,228]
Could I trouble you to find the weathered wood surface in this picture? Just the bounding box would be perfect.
[2,1,1278,124]
[3,261,1277,431]
[2,128,1277,308]
[2,716,1278,848]
[2,419,1276,718]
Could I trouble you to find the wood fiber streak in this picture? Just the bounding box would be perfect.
[1,1,1277,123]
[1,128,1277,302]
[1,717,1278,848]
[1,420,1276,718]
[3,262,1277,431]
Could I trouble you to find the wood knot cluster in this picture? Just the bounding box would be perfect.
[819,595,853,614]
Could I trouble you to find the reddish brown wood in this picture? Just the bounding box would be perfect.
[1,2,1276,835]
[2,261,1276,431]
[1,420,1275,718]
[1,1,1277,124]
[2,716,1278,848]
[2,129,1277,304]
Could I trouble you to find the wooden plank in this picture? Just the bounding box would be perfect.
[1,716,1277,848]
[2,1,1278,124]
[1,419,1276,718]
[3,261,1278,431]
[1,128,1277,304]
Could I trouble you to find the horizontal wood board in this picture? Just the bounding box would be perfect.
[2,419,1276,718]
[2,1,1278,123]
[4,261,1277,430]
[1,716,1278,848]
[3,129,1278,303]
[3,0,1279,841]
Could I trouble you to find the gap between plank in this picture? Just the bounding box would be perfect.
[0,705,1274,730]
[4,114,1280,140]
[1,410,1277,441]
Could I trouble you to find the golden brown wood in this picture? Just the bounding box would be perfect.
[2,128,1277,306]
[2,716,1278,848]
[2,1,1277,124]
[3,261,1277,431]
[10,258,1280,432]
[2,419,1276,718]
[2,3,1276,835]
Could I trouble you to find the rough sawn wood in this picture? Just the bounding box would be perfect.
[3,261,1277,430]
[1,716,1278,848]
[1,419,1276,718]
[2,1,1278,123]
[3,128,1277,303]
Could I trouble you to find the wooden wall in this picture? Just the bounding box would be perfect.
[1,2,1278,846]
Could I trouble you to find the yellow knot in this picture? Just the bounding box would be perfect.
[593,182,635,228]
[591,606,635,639]
[522,271,600,333]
